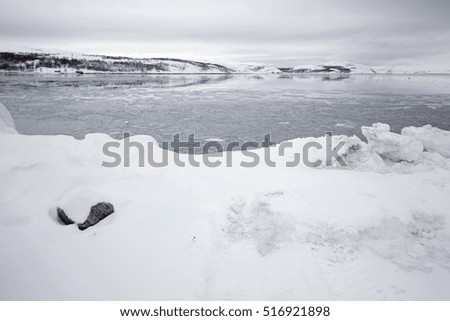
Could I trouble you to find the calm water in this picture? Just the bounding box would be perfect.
[1,73,450,146]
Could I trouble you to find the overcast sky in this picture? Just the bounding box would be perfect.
[1,0,449,67]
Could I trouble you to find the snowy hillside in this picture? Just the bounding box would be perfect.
[286,61,450,74]
[224,62,282,74]
[0,46,283,74]
[1,103,450,300]
[1,45,449,74]
[287,61,392,74]
[0,52,234,74]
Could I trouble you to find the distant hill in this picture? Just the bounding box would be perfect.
[282,61,450,74]
[0,47,448,74]
[0,52,236,74]
[283,61,391,74]
[0,50,281,74]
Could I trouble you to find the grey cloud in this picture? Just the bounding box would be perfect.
[1,0,449,67]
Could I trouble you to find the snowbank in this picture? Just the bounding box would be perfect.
[0,103,17,134]
[402,125,450,158]
[360,123,450,170]
[362,123,424,162]
[0,123,450,300]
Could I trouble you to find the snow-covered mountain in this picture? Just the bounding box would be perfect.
[224,62,281,74]
[0,52,234,74]
[0,46,282,74]
[286,61,392,74]
[285,61,450,74]
[0,46,448,74]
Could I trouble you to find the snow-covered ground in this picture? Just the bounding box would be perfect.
[1,103,450,300]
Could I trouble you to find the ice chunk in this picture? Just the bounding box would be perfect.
[401,125,450,158]
[361,123,424,162]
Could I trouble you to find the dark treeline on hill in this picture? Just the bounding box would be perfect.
[0,52,234,73]
[0,52,104,71]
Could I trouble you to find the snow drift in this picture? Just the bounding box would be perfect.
[0,113,449,300]
[0,102,17,134]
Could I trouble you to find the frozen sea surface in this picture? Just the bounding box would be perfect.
[1,73,450,147]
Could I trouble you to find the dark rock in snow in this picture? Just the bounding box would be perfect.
[78,202,115,231]
[57,207,75,225]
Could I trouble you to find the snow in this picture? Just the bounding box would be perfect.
[0,102,17,134]
[291,61,378,74]
[402,125,450,158]
[2,45,450,74]
[289,61,450,74]
[224,62,282,74]
[361,123,424,163]
[291,64,317,71]
[0,46,283,74]
[0,114,450,299]
[319,61,376,74]
[56,188,112,223]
